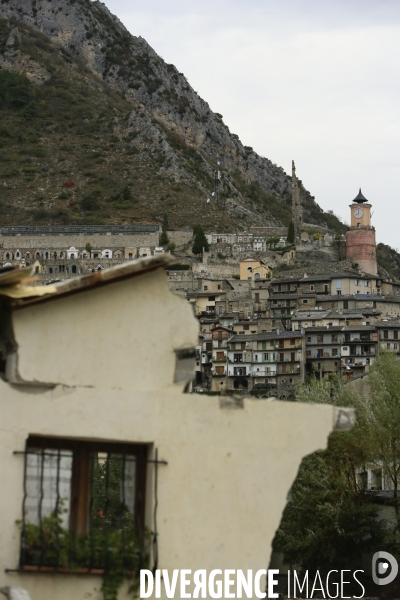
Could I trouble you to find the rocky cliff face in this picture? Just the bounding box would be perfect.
[0,0,343,232]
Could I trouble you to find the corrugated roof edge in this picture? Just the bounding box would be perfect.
[13,255,174,309]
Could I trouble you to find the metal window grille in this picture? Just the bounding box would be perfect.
[10,437,166,575]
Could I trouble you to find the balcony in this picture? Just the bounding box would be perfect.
[252,370,276,377]
[213,356,227,363]
[277,367,301,375]
[343,360,369,368]
[276,357,300,363]
[252,383,278,391]
[231,369,247,377]
[310,354,340,360]
[213,340,228,348]
[254,359,275,364]
[306,341,338,346]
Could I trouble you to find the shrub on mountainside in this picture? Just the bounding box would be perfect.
[80,190,101,211]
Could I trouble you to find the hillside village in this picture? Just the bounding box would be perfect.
[2,163,399,399]
[1,2,400,599]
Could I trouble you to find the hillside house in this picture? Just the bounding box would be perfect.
[239,258,272,281]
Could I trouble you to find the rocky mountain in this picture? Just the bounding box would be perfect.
[0,0,345,233]
[377,244,400,281]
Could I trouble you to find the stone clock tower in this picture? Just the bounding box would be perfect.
[345,189,377,275]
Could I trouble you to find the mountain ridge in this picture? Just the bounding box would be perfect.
[0,0,344,234]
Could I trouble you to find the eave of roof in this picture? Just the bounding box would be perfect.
[11,255,174,310]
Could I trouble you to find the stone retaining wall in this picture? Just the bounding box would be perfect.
[0,233,160,250]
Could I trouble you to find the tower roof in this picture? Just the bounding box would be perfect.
[352,188,368,204]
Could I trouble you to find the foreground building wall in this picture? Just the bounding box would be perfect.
[0,257,351,600]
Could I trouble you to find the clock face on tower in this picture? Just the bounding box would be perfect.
[354,208,363,218]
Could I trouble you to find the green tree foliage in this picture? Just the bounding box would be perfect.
[287,221,295,244]
[162,213,169,231]
[273,375,389,575]
[377,243,400,280]
[160,230,169,246]
[192,225,209,255]
[122,186,132,201]
[266,236,280,248]
[359,352,400,527]
[166,242,176,253]
[274,451,384,574]
[80,190,102,211]
[0,70,33,111]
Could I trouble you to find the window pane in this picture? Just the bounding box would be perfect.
[91,453,136,531]
[25,448,73,529]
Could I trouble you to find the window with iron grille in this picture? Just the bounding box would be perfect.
[18,436,148,574]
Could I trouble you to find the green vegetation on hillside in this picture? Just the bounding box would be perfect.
[0,19,223,229]
[0,14,351,235]
[377,243,400,280]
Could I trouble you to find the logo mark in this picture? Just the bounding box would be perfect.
[372,552,398,586]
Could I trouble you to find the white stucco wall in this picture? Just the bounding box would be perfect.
[0,385,337,600]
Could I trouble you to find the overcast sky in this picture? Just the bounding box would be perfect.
[101,0,400,247]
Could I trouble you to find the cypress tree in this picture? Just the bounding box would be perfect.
[160,230,169,246]
[192,226,209,255]
[287,221,295,244]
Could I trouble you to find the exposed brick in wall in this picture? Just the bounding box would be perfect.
[346,229,377,275]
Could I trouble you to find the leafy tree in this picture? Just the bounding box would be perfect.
[287,221,295,244]
[85,242,92,255]
[273,375,387,575]
[274,453,384,576]
[266,236,280,248]
[357,352,400,529]
[192,226,209,255]
[166,242,176,254]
